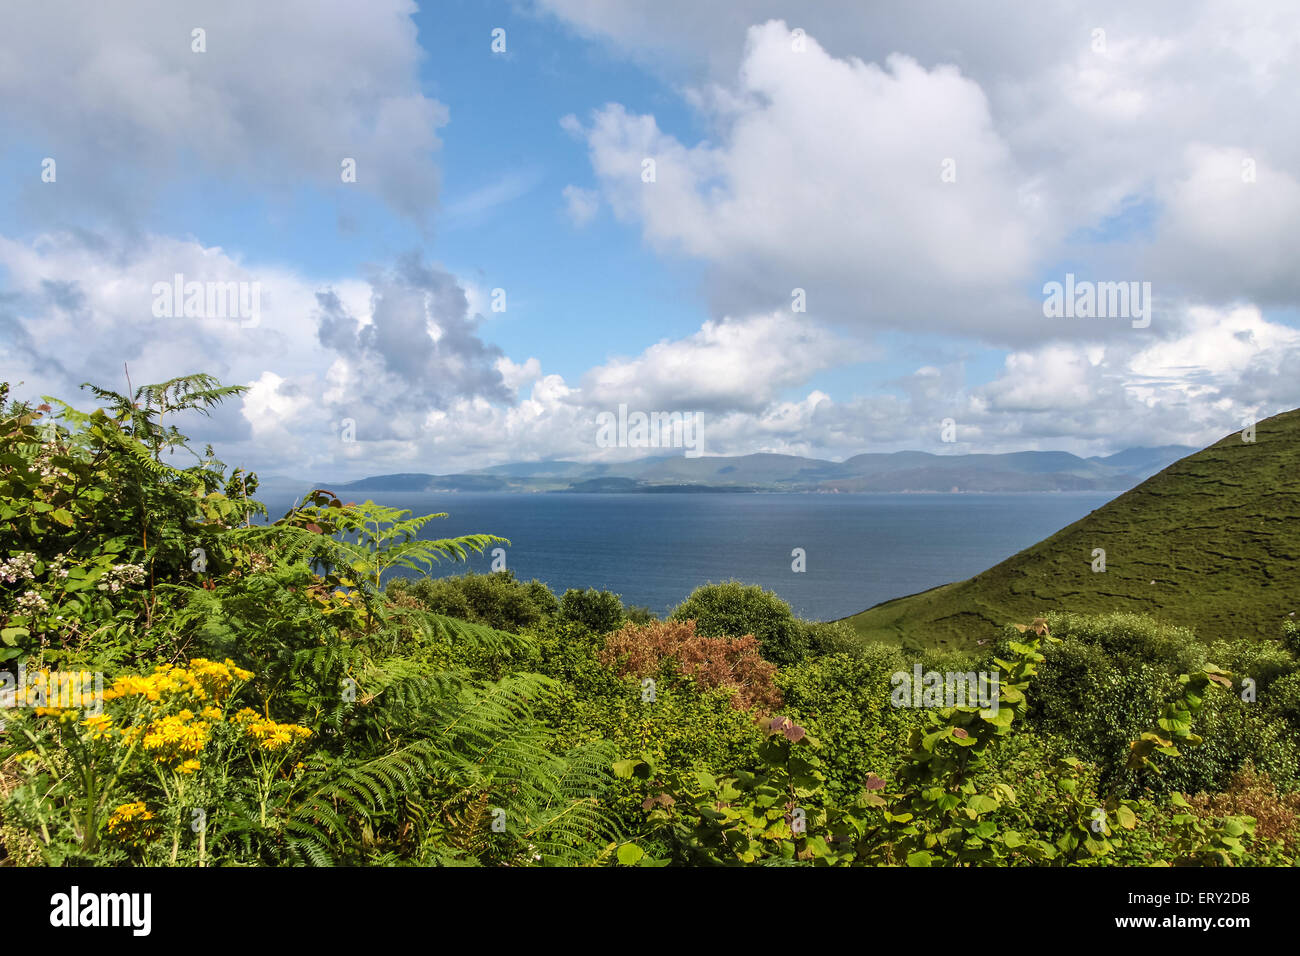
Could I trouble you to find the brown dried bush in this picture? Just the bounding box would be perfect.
[598,619,782,711]
[1190,763,1300,850]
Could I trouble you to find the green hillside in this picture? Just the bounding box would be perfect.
[842,408,1300,649]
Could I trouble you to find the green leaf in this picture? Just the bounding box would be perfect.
[616,843,645,865]
[981,706,1014,728]
[966,794,999,814]
[612,759,644,779]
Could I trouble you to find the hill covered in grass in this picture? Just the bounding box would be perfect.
[841,409,1300,650]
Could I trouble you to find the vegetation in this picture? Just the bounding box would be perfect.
[843,408,1300,648]
[670,580,809,666]
[1,376,1297,866]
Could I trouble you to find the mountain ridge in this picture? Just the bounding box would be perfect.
[315,444,1196,495]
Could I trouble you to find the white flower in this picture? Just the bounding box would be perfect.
[0,553,38,583]
[16,590,48,614]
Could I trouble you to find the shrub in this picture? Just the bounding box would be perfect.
[670,581,808,666]
[1205,637,1295,690]
[1263,671,1300,726]
[518,617,626,698]
[1023,612,1300,795]
[598,619,782,711]
[1283,619,1300,659]
[1026,611,1205,673]
[624,605,657,626]
[801,620,861,656]
[777,646,922,798]
[389,570,558,632]
[559,587,625,635]
[1160,692,1300,796]
[1190,763,1300,857]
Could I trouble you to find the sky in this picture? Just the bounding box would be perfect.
[1,0,1298,480]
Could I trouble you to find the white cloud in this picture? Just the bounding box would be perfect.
[1140,146,1300,306]
[3,227,1295,471]
[1128,304,1300,385]
[0,231,512,472]
[495,356,543,393]
[975,304,1300,448]
[561,185,600,226]
[0,0,446,222]
[444,168,545,227]
[581,311,860,413]
[4,4,1298,476]
[547,3,1300,325]
[568,21,1042,338]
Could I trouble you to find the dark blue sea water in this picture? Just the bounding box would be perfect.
[263,492,1115,622]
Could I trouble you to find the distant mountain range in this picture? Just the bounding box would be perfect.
[300,445,1197,495]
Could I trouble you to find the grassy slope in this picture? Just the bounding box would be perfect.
[841,408,1300,650]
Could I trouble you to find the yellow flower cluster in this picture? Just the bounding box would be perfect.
[104,658,252,704]
[29,658,309,776]
[141,709,211,764]
[108,801,152,825]
[106,801,159,847]
[233,708,312,751]
[188,658,254,700]
[81,713,113,740]
[34,707,79,723]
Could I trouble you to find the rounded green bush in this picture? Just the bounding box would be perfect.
[559,587,626,635]
[670,581,808,666]
[392,570,558,631]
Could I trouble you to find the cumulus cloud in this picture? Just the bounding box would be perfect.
[973,304,1300,449]
[3,227,1294,472]
[1140,146,1300,306]
[581,311,860,413]
[567,21,1042,338]
[0,0,446,223]
[0,230,337,394]
[661,301,1300,460]
[310,256,513,439]
[4,3,1297,476]
[548,3,1300,326]
[0,231,513,474]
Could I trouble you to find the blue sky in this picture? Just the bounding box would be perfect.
[2,0,1298,478]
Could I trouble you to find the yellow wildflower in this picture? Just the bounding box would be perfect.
[235,711,312,752]
[186,658,252,701]
[81,713,113,739]
[106,801,159,847]
[108,801,153,826]
[142,710,211,763]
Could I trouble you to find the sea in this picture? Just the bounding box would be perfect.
[259,491,1117,621]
